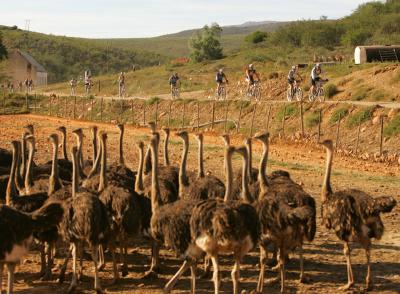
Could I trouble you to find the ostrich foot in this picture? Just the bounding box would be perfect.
[118,264,128,277]
[338,282,354,291]
[366,280,373,291]
[142,270,158,279]
[299,274,310,284]
[95,287,105,294]
[40,270,53,281]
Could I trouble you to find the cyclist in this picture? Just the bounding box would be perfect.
[70,78,77,96]
[310,63,323,96]
[169,72,180,90]
[246,64,260,95]
[288,65,301,97]
[216,68,228,95]
[118,72,126,97]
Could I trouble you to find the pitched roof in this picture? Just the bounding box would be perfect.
[17,50,46,72]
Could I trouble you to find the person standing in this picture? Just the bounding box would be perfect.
[84,70,92,96]
[70,78,77,96]
[118,72,126,98]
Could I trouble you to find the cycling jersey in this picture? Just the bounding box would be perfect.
[216,72,226,83]
[288,69,296,80]
[311,66,322,80]
[169,75,179,85]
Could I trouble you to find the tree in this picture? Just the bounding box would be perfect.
[245,31,268,44]
[190,23,223,62]
[0,33,7,61]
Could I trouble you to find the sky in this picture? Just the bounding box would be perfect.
[0,0,372,38]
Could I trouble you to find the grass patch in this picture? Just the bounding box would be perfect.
[305,110,321,128]
[324,83,338,98]
[275,104,299,122]
[145,96,161,105]
[234,100,251,110]
[384,114,400,137]
[329,106,349,124]
[346,106,375,128]
[391,71,400,85]
[351,87,372,101]
[370,90,386,101]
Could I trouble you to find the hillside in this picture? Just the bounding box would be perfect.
[0,25,167,83]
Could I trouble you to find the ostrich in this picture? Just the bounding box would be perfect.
[107,124,135,180]
[59,146,111,294]
[0,201,64,294]
[72,128,87,180]
[148,134,202,286]
[176,131,224,200]
[320,140,396,291]
[97,131,142,277]
[254,131,316,294]
[184,145,260,294]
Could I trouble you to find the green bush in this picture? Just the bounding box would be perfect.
[324,83,338,98]
[346,106,375,128]
[351,87,370,101]
[275,104,298,122]
[245,31,268,44]
[329,106,349,124]
[305,110,321,128]
[146,96,161,105]
[371,90,386,101]
[384,114,400,137]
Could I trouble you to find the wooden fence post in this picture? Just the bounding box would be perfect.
[249,104,257,137]
[317,109,322,142]
[211,101,215,130]
[355,119,361,155]
[335,113,342,150]
[155,101,159,128]
[2,88,5,114]
[73,96,77,119]
[237,103,243,134]
[168,101,172,128]
[25,93,29,111]
[34,93,37,114]
[56,95,60,116]
[90,98,94,121]
[81,97,85,120]
[64,96,67,118]
[100,97,104,121]
[131,99,135,125]
[224,101,229,133]
[300,101,304,138]
[379,116,384,156]
[197,101,200,132]
[49,95,52,116]
[98,80,101,93]
[181,103,186,129]
[281,105,287,138]
[266,104,272,131]
[143,103,146,126]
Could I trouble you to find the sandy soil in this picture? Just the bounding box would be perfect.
[0,114,399,294]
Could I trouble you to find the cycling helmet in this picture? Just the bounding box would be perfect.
[219,68,224,73]
[249,64,254,69]
[292,65,296,70]
[316,63,321,68]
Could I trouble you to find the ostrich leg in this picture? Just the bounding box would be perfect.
[339,242,354,291]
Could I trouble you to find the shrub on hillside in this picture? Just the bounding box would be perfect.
[305,110,321,128]
[190,23,224,62]
[384,114,400,137]
[346,106,375,128]
[275,104,298,122]
[329,106,349,124]
[324,83,338,98]
[245,31,268,44]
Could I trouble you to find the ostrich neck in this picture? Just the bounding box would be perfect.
[24,142,34,192]
[179,137,189,191]
[21,136,27,179]
[92,131,97,165]
[241,151,253,204]
[150,140,162,214]
[258,140,269,195]
[163,132,170,166]
[143,146,152,175]
[71,150,78,198]
[62,132,68,161]
[15,143,24,192]
[87,138,102,178]
[119,128,124,165]
[77,136,85,179]
[135,146,144,192]
[98,138,107,192]
[6,144,18,205]
[246,140,253,182]
[223,148,234,202]
[197,137,205,178]
[322,147,333,201]
[48,140,61,195]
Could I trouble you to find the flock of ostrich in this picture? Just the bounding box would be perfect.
[0,121,397,294]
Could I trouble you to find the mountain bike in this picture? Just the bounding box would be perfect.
[286,80,303,102]
[119,83,126,98]
[171,85,180,99]
[215,83,227,100]
[247,80,261,101]
[308,78,328,102]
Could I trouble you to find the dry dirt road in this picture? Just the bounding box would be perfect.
[0,114,399,294]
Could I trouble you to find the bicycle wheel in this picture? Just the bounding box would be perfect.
[221,87,226,100]
[255,87,261,101]
[319,88,325,102]
[308,89,315,102]
[296,88,303,102]
[286,87,293,102]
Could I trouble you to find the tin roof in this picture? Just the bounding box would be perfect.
[17,50,47,72]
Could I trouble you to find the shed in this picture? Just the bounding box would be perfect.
[6,50,48,86]
[354,45,400,64]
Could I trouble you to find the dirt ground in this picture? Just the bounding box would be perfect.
[0,114,399,294]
